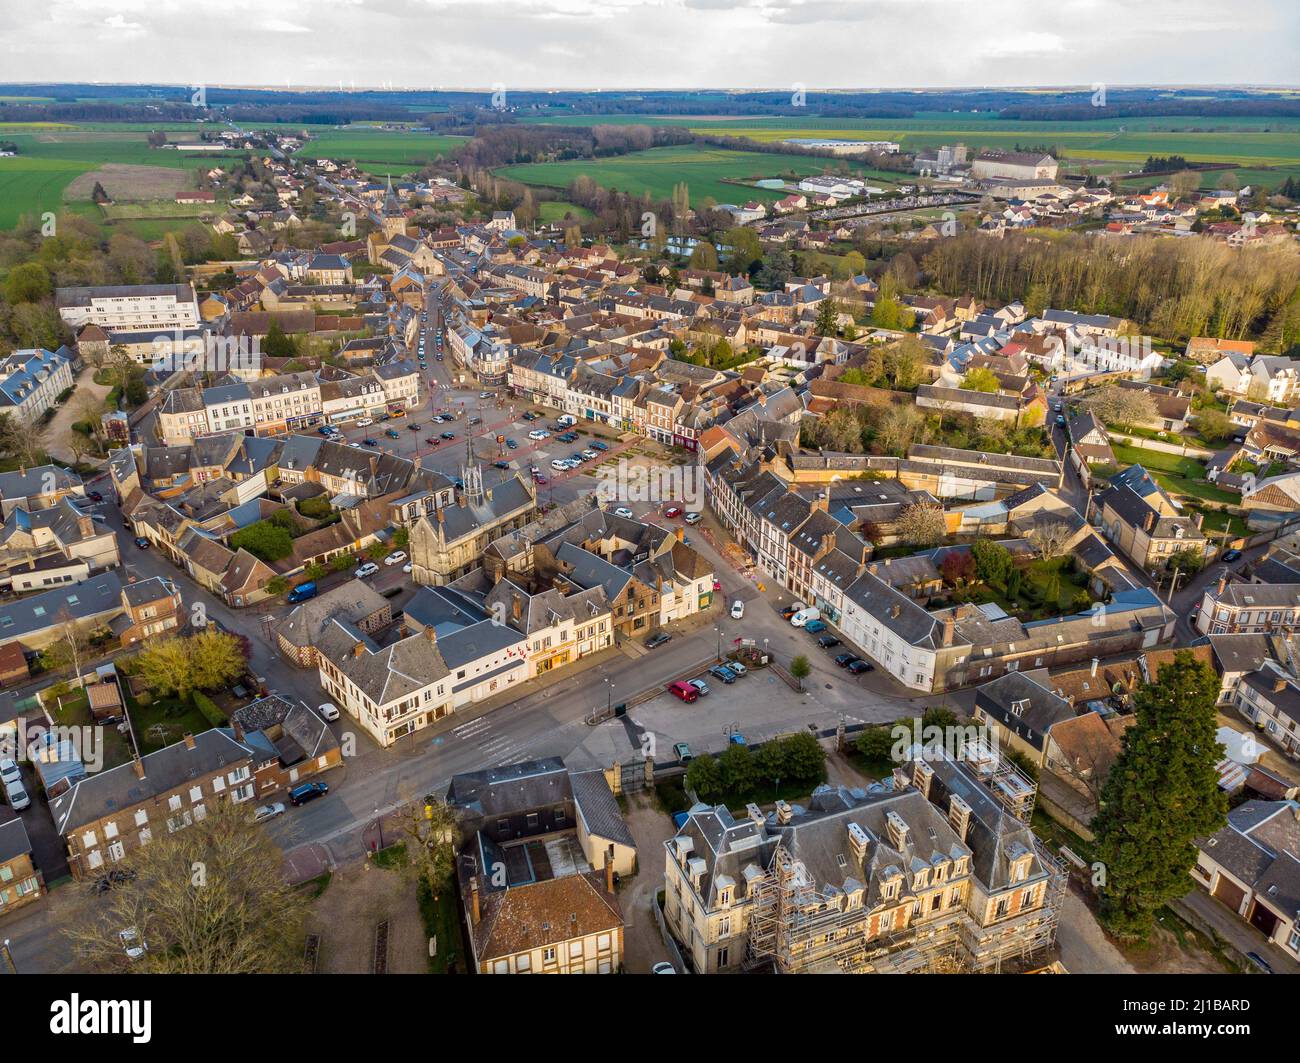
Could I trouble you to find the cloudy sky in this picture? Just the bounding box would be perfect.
[3,0,1296,90]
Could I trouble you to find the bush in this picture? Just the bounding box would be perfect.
[193,691,226,728]
[296,496,333,520]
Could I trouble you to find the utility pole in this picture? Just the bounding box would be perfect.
[1166,562,1182,605]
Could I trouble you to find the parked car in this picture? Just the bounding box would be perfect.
[729,733,747,746]
[684,511,702,525]
[529,429,549,440]
[252,802,286,824]
[87,490,104,502]
[0,758,20,788]
[1246,951,1274,974]
[816,635,841,649]
[613,506,634,519]
[286,581,318,604]
[533,475,548,485]
[646,632,672,649]
[551,459,570,471]
[505,438,518,449]
[384,550,407,566]
[1222,549,1243,563]
[780,602,807,620]
[408,422,422,431]
[725,660,748,677]
[403,563,413,574]
[652,961,677,974]
[356,418,373,428]
[134,536,150,549]
[790,607,821,628]
[355,562,380,579]
[348,442,361,449]
[666,680,698,703]
[386,428,401,439]
[672,743,693,763]
[591,441,609,451]
[493,460,511,470]
[712,579,722,592]
[441,431,456,440]
[834,653,859,667]
[289,782,329,806]
[847,659,874,675]
[1055,415,1066,427]
[479,391,492,399]
[730,600,745,620]
[4,777,30,811]
[363,437,378,447]
[663,506,683,519]
[688,679,709,697]
[317,702,341,722]
[709,664,737,683]
[803,619,827,634]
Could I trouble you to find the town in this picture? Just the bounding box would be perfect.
[0,70,1298,990]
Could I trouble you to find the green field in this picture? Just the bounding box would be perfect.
[498,144,897,204]
[538,200,593,223]
[0,128,246,229]
[291,128,467,172]
[1110,443,1239,504]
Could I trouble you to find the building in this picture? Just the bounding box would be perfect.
[1196,576,1300,637]
[1193,800,1300,964]
[49,730,256,879]
[971,151,1059,182]
[0,811,43,914]
[0,347,76,424]
[450,758,631,974]
[664,746,1064,973]
[56,283,202,332]
[1233,667,1300,759]
[1093,470,1209,574]
[275,581,392,667]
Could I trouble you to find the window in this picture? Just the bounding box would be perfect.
[543,947,556,964]
[516,953,531,973]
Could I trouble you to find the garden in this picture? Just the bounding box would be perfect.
[679,731,827,811]
[938,540,1096,622]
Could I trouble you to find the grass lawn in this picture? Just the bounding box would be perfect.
[537,200,593,223]
[46,688,133,769]
[1110,443,1240,504]
[418,876,465,974]
[371,842,409,870]
[127,692,211,754]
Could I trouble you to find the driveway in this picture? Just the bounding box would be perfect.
[40,369,111,466]
[616,791,677,974]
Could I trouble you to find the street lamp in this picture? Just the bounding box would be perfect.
[605,677,614,715]
[715,625,722,661]
[374,808,384,851]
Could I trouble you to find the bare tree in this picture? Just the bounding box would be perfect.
[62,800,308,973]
[396,787,458,900]
[43,611,95,692]
[1080,385,1157,431]
[895,502,947,547]
[1026,520,1075,561]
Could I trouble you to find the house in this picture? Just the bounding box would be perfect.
[1234,666,1300,759]
[0,347,76,425]
[49,730,257,879]
[971,151,1059,182]
[972,670,1075,763]
[274,581,392,666]
[1195,575,1300,637]
[55,283,201,332]
[0,570,127,652]
[1186,337,1256,365]
[228,694,343,794]
[665,746,1064,973]
[0,811,43,914]
[1193,800,1300,964]
[1092,472,1209,574]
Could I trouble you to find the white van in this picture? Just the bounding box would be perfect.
[556,414,577,428]
[790,607,821,628]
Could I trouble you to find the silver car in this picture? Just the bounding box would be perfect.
[252,802,286,824]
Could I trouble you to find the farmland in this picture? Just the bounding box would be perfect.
[497,143,899,204]
[289,128,467,172]
[0,126,244,229]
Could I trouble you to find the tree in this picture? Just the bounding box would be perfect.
[685,753,723,801]
[895,502,946,547]
[265,576,289,598]
[882,335,924,390]
[62,800,308,973]
[2,261,52,304]
[229,520,294,562]
[1195,407,1232,443]
[263,322,297,359]
[1091,651,1227,940]
[42,612,96,692]
[790,655,811,691]
[856,725,895,765]
[718,743,756,794]
[961,367,1000,393]
[397,790,457,899]
[1167,547,1206,575]
[688,241,718,272]
[941,550,976,587]
[136,630,246,703]
[876,402,923,456]
[971,539,1013,584]
[1080,386,1157,430]
[813,297,840,337]
[1026,520,1074,561]
[1169,170,1202,203]
[723,227,762,275]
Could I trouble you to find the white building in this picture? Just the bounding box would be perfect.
[56,283,202,332]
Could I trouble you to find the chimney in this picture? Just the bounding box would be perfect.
[604,847,615,894]
[775,800,793,825]
[869,563,879,576]
[352,641,367,658]
[1144,509,1156,533]
[183,733,195,750]
[131,757,145,779]
[422,625,437,645]
[232,719,245,742]
[1090,657,1099,677]
[470,877,481,925]
[675,527,684,542]
[1217,574,1228,596]
[1274,675,1288,693]
[942,614,955,648]
[511,593,523,622]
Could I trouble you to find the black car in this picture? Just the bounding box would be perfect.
[1222,549,1243,563]
[834,653,859,667]
[505,439,518,449]
[289,782,329,806]
[362,437,378,447]
[441,431,456,440]
[847,660,874,675]
[92,867,137,894]
[88,490,104,502]
[816,635,841,649]
[408,422,422,430]
[646,632,672,649]
[469,417,482,426]
[493,461,510,470]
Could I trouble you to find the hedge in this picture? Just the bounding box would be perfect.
[193,691,226,729]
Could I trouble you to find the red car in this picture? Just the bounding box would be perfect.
[534,475,548,485]
[664,506,683,519]
[712,579,722,592]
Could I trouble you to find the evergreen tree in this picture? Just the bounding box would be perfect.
[1091,651,1227,940]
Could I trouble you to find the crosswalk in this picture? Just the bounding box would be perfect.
[450,715,531,767]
